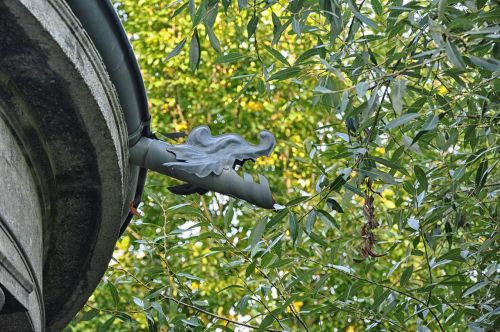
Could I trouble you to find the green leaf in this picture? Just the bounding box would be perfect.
[421,113,439,131]
[365,156,409,176]
[267,208,288,229]
[316,209,339,229]
[189,29,201,72]
[390,79,407,114]
[80,308,99,321]
[107,282,120,306]
[133,297,145,308]
[230,74,256,103]
[250,217,267,254]
[314,86,335,94]
[313,274,330,294]
[330,264,354,274]
[238,0,248,10]
[205,25,221,53]
[288,212,299,243]
[246,261,256,277]
[470,56,500,72]
[272,13,289,45]
[262,44,290,66]
[326,198,344,213]
[407,217,420,231]
[168,204,206,219]
[247,16,258,38]
[215,52,246,64]
[182,317,201,327]
[263,234,284,255]
[203,2,218,27]
[475,160,488,193]
[344,183,366,197]
[151,302,166,325]
[172,2,189,19]
[165,38,187,61]
[222,0,231,12]
[400,265,413,286]
[414,165,428,192]
[329,175,347,191]
[177,272,203,281]
[356,81,368,98]
[295,48,320,64]
[371,0,383,15]
[193,0,207,27]
[98,317,115,332]
[268,67,301,81]
[436,248,466,262]
[445,40,466,69]
[239,294,250,313]
[286,195,310,206]
[189,0,195,18]
[258,314,274,330]
[306,209,316,233]
[385,113,419,130]
[268,258,294,268]
[224,201,234,227]
[463,281,489,297]
[192,300,208,306]
[347,0,378,29]
[387,259,404,277]
[438,0,448,21]
[360,168,396,184]
[308,231,329,246]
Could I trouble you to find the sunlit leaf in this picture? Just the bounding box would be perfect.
[385,113,420,130]
[470,56,500,72]
[249,217,267,254]
[407,218,420,231]
[391,79,407,114]
[445,40,466,69]
[463,281,490,297]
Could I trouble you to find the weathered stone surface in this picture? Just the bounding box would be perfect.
[0,109,43,331]
[0,0,135,330]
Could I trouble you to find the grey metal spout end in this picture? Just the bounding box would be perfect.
[130,126,277,209]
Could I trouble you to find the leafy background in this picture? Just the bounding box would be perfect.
[68,0,499,331]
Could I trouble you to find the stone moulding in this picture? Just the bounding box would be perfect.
[0,0,144,330]
[0,212,41,331]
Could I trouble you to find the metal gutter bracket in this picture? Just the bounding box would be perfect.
[130,126,276,209]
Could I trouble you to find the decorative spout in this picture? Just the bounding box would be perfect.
[129,126,276,209]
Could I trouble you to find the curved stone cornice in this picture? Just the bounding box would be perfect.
[0,0,137,330]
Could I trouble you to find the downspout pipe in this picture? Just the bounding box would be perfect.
[130,128,276,209]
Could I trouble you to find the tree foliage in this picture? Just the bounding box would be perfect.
[70,0,499,331]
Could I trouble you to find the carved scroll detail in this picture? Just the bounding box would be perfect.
[164,126,276,178]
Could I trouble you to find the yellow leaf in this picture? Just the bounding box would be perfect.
[438,85,448,95]
[116,235,130,250]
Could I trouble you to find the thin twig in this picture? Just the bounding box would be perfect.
[112,265,281,331]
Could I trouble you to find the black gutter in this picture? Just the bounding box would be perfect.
[66,0,151,143]
[65,0,151,231]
